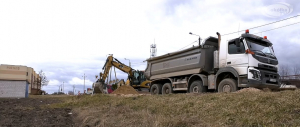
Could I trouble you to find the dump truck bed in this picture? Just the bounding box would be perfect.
[145,46,216,80]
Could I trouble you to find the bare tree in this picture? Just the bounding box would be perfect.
[279,64,290,80]
[39,70,49,87]
[293,64,300,79]
[293,65,300,75]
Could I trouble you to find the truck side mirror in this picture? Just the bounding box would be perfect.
[235,39,240,47]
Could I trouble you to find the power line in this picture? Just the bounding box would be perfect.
[131,62,144,64]
[178,21,300,51]
[178,40,198,51]
[178,15,299,51]
[253,21,300,34]
[131,63,146,65]
[222,14,300,36]
[132,63,145,65]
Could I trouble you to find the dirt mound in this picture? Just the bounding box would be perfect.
[236,87,262,93]
[111,85,139,94]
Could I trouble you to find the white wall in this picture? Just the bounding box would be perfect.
[0,80,28,98]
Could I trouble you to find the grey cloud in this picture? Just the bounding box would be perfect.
[158,0,299,25]
[163,0,193,16]
[268,27,300,66]
[27,61,102,93]
[157,0,300,67]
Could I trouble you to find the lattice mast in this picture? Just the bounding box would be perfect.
[150,39,157,58]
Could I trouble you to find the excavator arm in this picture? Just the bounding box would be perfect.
[100,55,133,84]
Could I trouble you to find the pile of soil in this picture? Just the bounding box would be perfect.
[111,85,139,94]
[236,87,262,93]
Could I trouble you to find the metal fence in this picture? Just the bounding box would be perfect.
[280,75,300,88]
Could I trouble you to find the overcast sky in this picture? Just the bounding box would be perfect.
[0,0,299,94]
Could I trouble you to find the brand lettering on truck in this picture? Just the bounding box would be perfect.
[185,57,197,61]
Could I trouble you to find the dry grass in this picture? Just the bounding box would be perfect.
[29,95,71,98]
[50,90,300,127]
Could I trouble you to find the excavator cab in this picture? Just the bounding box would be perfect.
[132,70,147,86]
[132,71,141,85]
[139,71,147,83]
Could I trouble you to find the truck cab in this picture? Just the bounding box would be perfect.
[217,30,279,91]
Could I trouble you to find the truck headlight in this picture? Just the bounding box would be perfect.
[249,69,261,80]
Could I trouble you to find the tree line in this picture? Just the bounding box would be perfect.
[279,64,300,79]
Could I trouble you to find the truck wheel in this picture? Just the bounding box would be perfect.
[189,80,206,93]
[150,84,162,95]
[218,78,237,92]
[162,83,173,95]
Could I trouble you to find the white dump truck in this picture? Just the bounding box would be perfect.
[144,30,280,94]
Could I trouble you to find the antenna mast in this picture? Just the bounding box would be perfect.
[150,39,157,58]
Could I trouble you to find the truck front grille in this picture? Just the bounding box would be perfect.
[265,74,277,79]
[256,63,277,72]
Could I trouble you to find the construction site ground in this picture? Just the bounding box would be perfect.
[0,95,74,127]
[1,89,300,127]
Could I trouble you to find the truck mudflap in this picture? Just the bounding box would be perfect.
[246,68,280,90]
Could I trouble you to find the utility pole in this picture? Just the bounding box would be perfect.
[73,85,75,95]
[58,86,60,93]
[124,58,131,67]
[82,73,87,94]
[189,32,202,46]
[62,82,64,94]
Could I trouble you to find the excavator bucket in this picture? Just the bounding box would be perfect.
[93,82,108,94]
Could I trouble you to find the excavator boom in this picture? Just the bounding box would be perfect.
[100,55,133,82]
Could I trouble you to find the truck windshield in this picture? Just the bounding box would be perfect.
[246,39,275,56]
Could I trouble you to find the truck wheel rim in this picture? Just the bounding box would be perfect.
[165,88,169,94]
[193,86,198,93]
[153,88,157,94]
[223,84,231,92]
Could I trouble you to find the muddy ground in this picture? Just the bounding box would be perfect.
[0,97,75,127]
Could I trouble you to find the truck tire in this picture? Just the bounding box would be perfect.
[189,80,206,93]
[162,83,173,95]
[218,78,237,92]
[150,84,162,95]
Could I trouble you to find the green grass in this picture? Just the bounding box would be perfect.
[50,90,300,127]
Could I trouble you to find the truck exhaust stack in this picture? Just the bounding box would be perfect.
[216,32,221,51]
